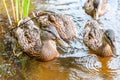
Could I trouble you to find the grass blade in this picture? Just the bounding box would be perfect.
[2,0,12,25]
[11,0,16,22]
[20,0,24,19]
[15,0,19,23]
[26,0,30,17]
[23,0,27,17]
[23,0,30,17]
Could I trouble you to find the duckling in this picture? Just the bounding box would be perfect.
[15,17,69,61]
[83,0,108,19]
[83,20,116,57]
[33,10,76,41]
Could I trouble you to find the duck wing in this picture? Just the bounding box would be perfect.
[83,20,104,51]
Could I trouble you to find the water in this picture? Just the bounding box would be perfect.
[0,0,120,80]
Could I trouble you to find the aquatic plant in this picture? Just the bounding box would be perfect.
[23,0,31,17]
[2,0,31,26]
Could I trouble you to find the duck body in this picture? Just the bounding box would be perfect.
[83,20,116,57]
[33,10,76,41]
[83,20,104,51]
[15,17,61,61]
[83,0,108,19]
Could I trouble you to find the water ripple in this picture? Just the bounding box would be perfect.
[75,54,102,73]
[108,56,120,70]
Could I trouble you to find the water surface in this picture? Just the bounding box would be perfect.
[0,0,120,80]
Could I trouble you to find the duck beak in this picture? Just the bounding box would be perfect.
[94,0,102,20]
[95,9,99,19]
[93,9,99,19]
[105,35,116,55]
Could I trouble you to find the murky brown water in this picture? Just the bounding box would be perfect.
[0,0,120,80]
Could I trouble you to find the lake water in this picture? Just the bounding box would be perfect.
[0,0,120,80]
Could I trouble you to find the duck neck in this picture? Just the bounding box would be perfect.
[99,39,113,57]
[39,40,59,61]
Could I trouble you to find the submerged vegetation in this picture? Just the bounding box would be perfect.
[2,0,31,26]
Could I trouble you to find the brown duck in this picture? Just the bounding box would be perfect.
[83,20,116,57]
[15,17,69,61]
[83,0,108,19]
[33,10,76,41]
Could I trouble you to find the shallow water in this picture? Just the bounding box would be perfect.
[0,0,120,80]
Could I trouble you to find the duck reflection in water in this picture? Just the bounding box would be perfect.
[15,17,69,61]
[83,0,108,19]
[83,20,116,57]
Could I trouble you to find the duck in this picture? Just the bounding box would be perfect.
[33,10,76,41]
[83,20,116,57]
[15,17,69,61]
[83,0,108,19]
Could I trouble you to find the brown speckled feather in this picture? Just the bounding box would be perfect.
[34,10,76,41]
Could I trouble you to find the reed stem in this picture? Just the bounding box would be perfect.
[23,0,30,17]
[11,0,16,22]
[27,0,30,17]
[20,0,24,19]
[3,0,12,25]
[15,0,19,23]
[3,0,31,25]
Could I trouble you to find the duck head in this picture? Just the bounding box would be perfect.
[41,25,70,47]
[83,0,108,19]
[83,0,94,16]
[83,0,102,19]
[83,20,116,57]
[102,29,116,56]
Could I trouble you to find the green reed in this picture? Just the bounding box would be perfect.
[3,0,31,26]
[23,0,30,17]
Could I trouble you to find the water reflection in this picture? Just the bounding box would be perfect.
[0,0,120,80]
[26,54,101,80]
